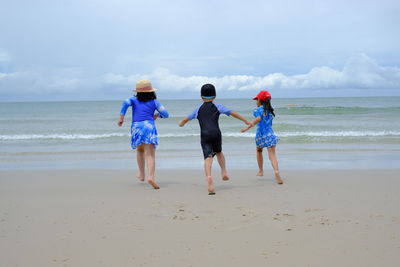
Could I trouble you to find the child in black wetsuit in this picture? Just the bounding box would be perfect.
[179,84,249,195]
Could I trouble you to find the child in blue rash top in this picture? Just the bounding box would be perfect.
[241,90,283,184]
[179,84,250,195]
[118,80,169,190]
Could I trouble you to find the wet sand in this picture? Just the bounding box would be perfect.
[0,169,399,266]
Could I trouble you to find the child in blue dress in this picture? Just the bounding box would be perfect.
[118,80,169,189]
[241,90,283,184]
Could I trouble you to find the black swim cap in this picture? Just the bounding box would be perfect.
[201,84,216,98]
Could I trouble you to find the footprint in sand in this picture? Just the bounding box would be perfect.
[274,212,295,218]
[304,208,324,213]
[172,208,189,221]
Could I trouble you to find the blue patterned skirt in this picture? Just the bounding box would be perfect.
[130,120,158,149]
[255,133,279,148]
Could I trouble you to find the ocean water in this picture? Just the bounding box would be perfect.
[1,97,400,170]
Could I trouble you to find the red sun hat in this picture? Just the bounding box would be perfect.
[253,90,272,101]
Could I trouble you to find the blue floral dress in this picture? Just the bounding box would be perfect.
[253,106,279,148]
[120,97,169,150]
[130,120,159,149]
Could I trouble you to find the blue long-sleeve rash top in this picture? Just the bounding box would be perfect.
[120,97,169,123]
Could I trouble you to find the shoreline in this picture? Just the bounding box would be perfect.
[1,169,399,266]
[2,141,400,171]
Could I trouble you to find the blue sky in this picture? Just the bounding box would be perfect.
[0,0,399,101]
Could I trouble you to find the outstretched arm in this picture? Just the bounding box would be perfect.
[241,116,261,132]
[179,117,190,127]
[230,111,250,125]
[118,114,125,126]
[118,98,132,126]
[215,104,249,125]
[180,107,198,127]
[155,100,169,118]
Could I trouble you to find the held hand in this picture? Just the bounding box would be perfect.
[244,119,251,125]
[241,122,254,132]
[241,126,250,133]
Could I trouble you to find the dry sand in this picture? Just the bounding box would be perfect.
[0,169,399,267]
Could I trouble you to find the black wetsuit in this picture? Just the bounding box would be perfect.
[187,102,232,158]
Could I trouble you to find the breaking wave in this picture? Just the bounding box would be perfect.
[1,130,400,141]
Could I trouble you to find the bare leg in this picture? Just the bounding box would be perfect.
[144,144,159,189]
[267,146,283,184]
[216,152,229,181]
[204,157,215,194]
[256,147,264,176]
[136,145,145,181]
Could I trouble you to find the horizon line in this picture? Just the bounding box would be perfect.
[1,95,400,104]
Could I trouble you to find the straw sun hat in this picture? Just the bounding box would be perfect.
[134,80,157,92]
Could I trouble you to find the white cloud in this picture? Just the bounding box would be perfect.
[104,54,400,92]
[1,54,399,98]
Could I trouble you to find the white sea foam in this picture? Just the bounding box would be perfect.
[278,131,400,137]
[1,131,400,141]
[0,133,128,140]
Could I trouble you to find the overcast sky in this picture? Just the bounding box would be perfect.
[1,0,399,101]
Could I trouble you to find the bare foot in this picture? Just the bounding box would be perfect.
[207,176,215,195]
[147,178,160,189]
[137,174,145,182]
[256,170,264,177]
[222,173,230,181]
[274,171,284,184]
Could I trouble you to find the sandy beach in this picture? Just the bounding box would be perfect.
[0,169,399,267]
